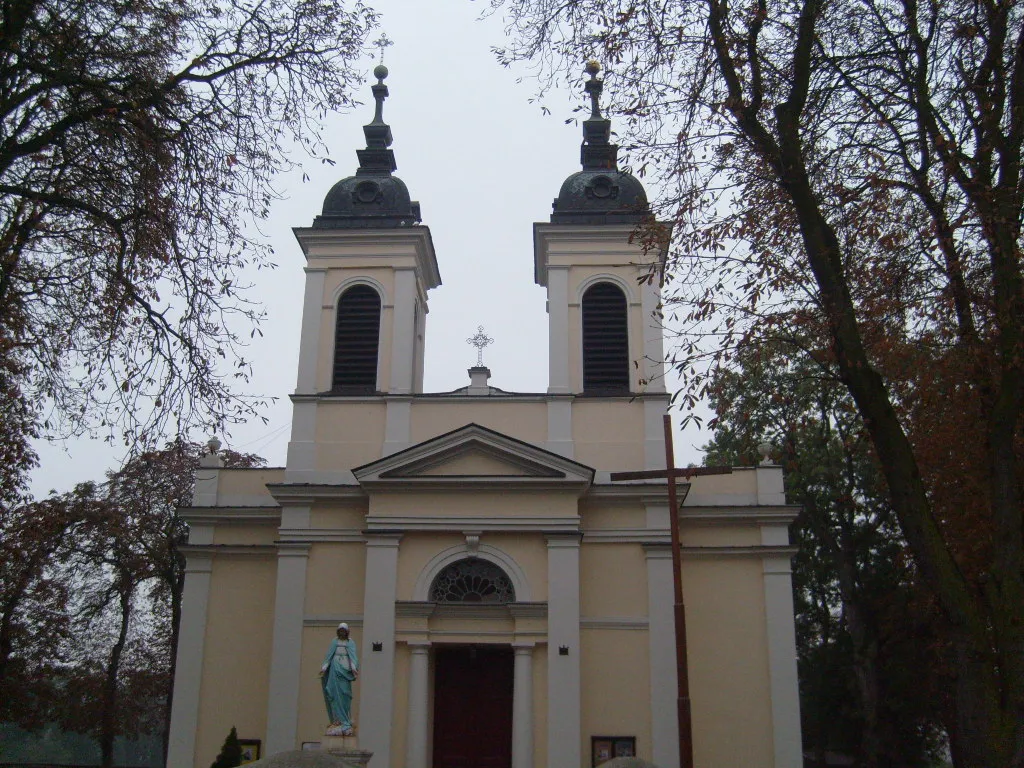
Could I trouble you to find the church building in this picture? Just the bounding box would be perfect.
[166,64,802,768]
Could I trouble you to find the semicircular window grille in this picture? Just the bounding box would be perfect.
[429,559,516,604]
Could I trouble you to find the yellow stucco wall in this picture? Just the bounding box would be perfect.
[410,401,547,445]
[579,543,648,617]
[194,555,276,766]
[305,542,367,616]
[686,556,775,767]
[572,400,648,469]
[215,468,283,500]
[580,629,652,760]
[369,491,579,521]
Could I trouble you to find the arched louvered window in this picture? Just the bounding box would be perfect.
[429,559,516,604]
[332,284,381,392]
[582,282,629,393]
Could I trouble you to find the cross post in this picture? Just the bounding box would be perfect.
[609,414,733,768]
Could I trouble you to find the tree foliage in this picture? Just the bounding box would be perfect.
[0,0,378,449]
[0,440,263,765]
[703,342,945,767]
[210,726,242,768]
[493,0,1024,765]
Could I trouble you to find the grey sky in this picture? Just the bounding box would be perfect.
[30,0,706,498]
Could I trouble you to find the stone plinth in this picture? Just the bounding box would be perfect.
[323,734,372,767]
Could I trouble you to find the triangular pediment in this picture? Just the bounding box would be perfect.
[352,423,594,491]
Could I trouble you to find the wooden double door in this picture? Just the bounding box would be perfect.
[432,645,514,768]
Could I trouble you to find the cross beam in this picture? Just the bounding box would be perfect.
[609,415,733,768]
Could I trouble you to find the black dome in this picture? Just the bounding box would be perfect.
[316,173,420,229]
[551,169,649,224]
[551,63,650,225]
[313,66,422,230]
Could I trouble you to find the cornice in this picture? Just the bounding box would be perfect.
[265,483,367,504]
[365,515,580,533]
[178,507,280,526]
[178,544,277,557]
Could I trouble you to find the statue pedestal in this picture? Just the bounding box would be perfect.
[322,734,372,767]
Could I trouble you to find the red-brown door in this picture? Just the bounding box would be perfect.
[432,645,514,768]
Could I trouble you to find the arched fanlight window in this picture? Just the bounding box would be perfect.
[582,282,629,393]
[429,559,516,604]
[332,284,381,392]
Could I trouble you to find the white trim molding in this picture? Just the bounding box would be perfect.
[265,542,311,755]
[166,554,212,768]
[574,272,639,304]
[326,275,389,309]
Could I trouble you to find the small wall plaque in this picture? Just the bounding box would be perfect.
[592,736,635,767]
[372,641,383,652]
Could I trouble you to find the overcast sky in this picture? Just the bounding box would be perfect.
[29,0,709,498]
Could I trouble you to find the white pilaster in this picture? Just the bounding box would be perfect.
[644,398,668,470]
[756,463,787,505]
[547,267,570,394]
[404,643,431,768]
[285,400,318,481]
[166,554,212,768]
[640,279,666,393]
[358,533,402,767]
[383,397,412,456]
[546,398,574,458]
[389,268,417,394]
[512,644,535,768]
[762,521,802,768]
[546,534,581,768]
[265,541,311,755]
[644,545,680,768]
[295,268,327,394]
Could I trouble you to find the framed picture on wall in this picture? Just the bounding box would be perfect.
[239,739,261,764]
[592,736,636,766]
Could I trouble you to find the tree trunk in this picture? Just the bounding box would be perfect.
[100,581,132,768]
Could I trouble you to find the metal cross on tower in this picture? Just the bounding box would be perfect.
[466,325,493,367]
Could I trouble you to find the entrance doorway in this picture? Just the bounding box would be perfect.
[432,645,514,768]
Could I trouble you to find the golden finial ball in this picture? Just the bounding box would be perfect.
[374,64,389,81]
[585,60,601,76]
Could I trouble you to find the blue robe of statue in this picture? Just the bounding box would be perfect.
[321,638,358,730]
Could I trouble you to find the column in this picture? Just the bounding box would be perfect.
[389,268,417,393]
[640,278,666,393]
[547,266,570,394]
[265,542,311,755]
[512,644,535,768]
[546,398,574,458]
[383,397,412,456]
[546,534,581,768]
[166,553,212,768]
[763,520,802,768]
[295,267,326,394]
[358,533,402,768]
[644,545,680,768]
[404,644,431,768]
[644,398,668,471]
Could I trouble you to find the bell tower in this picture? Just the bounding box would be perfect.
[533,62,668,464]
[287,66,440,480]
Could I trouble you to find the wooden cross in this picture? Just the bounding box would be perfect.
[609,414,733,768]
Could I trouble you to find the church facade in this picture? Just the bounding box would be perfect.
[166,65,802,768]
